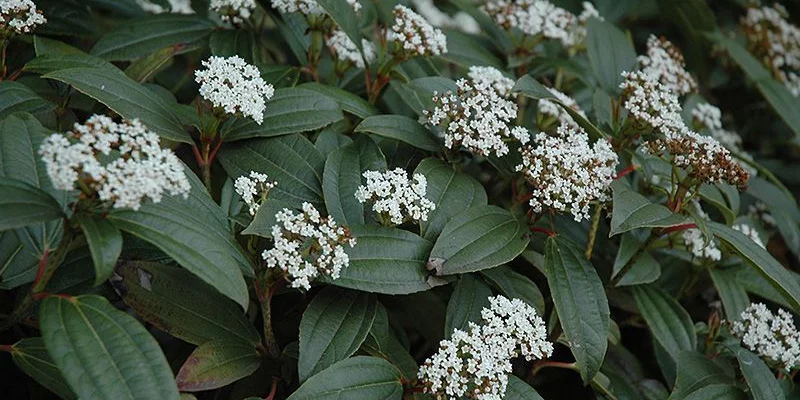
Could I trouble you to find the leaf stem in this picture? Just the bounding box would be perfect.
[529,226,556,237]
[585,206,602,260]
[531,360,578,376]
[611,231,658,286]
[256,276,281,358]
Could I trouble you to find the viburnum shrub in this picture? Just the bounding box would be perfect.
[3,0,800,399]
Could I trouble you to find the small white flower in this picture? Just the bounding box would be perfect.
[516,125,618,222]
[410,0,481,34]
[355,168,435,225]
[419,295,552,400]
[731,303,800,370]
[270,0,360,15]
[619,70,686,136]
[537,87,586,130]
[389,5,447,57]
[733,223,766,249]
[234,171,276,216]
[262,203,356,290]
[421,66,526,158]
[638,35,697,95]
[682,228,721,261]
[483,0,583,47]
[741,4,800,97]
[210,0,256,23]
[326,29,376,69]
[1,0,45,33]
[39,115,190,211]
[195,56,275,124]
[136,0,194,14]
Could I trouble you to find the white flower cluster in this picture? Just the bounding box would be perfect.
[234,171,276,216]
[682,228,721,261]
[621,71,749,187]
[537,87,586,130]
[39,115,190,211]
[326,29,376,69]
[690,102,758,176]
[270,0,360,15]
[1,0,45,34]
[136,0,194,14]
[354,168,435,225]
[638,35,697,96]
[262,203,356,290]
[749,202,777,228]
[389,5,447,57]
[210,0,255,23]
[421,66,528,158]
[195,56,275,124]
[741,4,800,96]
[731,302,800,370]
[733,223,766,249]
[516,125,617,222]
[419,295,552,400]
[410,0,480,34]
[483,0,597,47]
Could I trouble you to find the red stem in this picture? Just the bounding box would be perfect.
[659,223,697,235]
[264,377,279,400]
[32,292,73,301]
[0,344,12,352]
[614,164,638,180]
[530,226,556,237]
[207,140,223,164]
[32,248,50,288]
[191,144,204,166]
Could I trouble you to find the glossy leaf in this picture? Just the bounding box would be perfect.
[322,138,386,226]
[609,181,690,236]
[298,287,377,382]
[300,82,378,118]
[612,233,661,286]
[108,172,251,309]
[116,261,260,345]
[444,274,492,337]
[329,225,435,295]
[505,376,545,400]
[544,235,609,382]
[0,178,63,231]
[91,14,214,61]
[429,205,528,275]
[708,267,749,320]
[631,285,696,362]
[11,338,76,400]
[586,18,637,94]
[0,81,55,119]
[176,340,261,392]
[480,265,545,315]
[287,356,403,400]
[39,295,180,400]
[76,214,122,285]
[43,67,191,143]
[670,351,737,400]
[316,0,363,55]
[355,115,441,152]
[736,348,784,400]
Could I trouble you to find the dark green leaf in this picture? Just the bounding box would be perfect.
[43,68,191,143]
[322,138,386,226]
[108,172,251,309]
[91,15,214,61]
[429,206,528,275]
[116,261,260,345]
[736,348,784,400]
[505,376,545,400]
[11,338,76,400]
[39,295,180,400]
[329,225,435,295]
[25,52,117,75]
[176,340,261,392]
[220,88,343,141]
[287,356,403,400]
[612,233,661,286]
[513,75,608,140]
[361,303,418,379]
[586,18,637,94]
[316,0,364,54]
[124,45,187,82]
[670,351,736,400]
[413,158,487,241]
[480,266,545,314]
[0,178,63,231]
[241,199,297,237]
[355,115,441,152]
[609,181,690,236]
[209,29,257,63]
[708,267,749,320]
[440,29,504,69]
[445,274,491,337]
[300,82,378,118]
[710,222,800,310]
[0,81,55,119]
[76,214,122,285]
[217,135,325,208]
[298,287,377,382]
[631,285,696,362]
[544,235,609,382]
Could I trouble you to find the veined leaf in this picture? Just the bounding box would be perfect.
[480,266,545,314]
[355,115,441,152]
[91,14,214,61]
[0,81,55,119]
[316,0,364,55]
[429,205,528,275]
[39,295,180,400]
[609,181,690,236]
[323,138,386,226]
[75,214,122,285]
[708,267,749,320]
[176,340,261,392]
[288,356,403,400]
[670,351,737,400]
[300,82,378,118]
[736,348,784,400]
[11,338,76,400]
[586,18,637,94]
[505,376,545,400]
[632,285,696,362]
[0,178,63,231]
[544,235,609,382]
[298,287,377,382]
[444,274,492,337]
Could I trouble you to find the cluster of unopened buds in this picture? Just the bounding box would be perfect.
[731,302,800,371]
[638,35,697,96]
[234,171,276,216]
[39,115,191,211]
[741,3,800,96]
[517,125,618,222]
[1,0,46,35]
[418,295,553,399]
[262,203,356,290]
[326,29,376,69]
[389,4,448,58]
[195,55,275,124]
[482,0,600,48]
[355,168,436,226]
[421,65,529,158]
